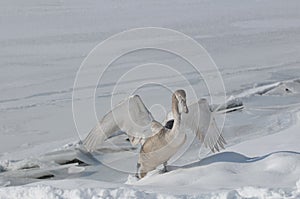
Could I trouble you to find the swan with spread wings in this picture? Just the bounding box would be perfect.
[83,89,226,178]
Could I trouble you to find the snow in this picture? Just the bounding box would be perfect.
[1,84,300,198]
[1,0,300,198]
[0,178,299,199]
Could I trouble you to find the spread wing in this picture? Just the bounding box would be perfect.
[166,98,226,153]
[83,95,154,151]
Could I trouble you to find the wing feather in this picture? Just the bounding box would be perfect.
[83,95,153,151]
[181,99,226,153]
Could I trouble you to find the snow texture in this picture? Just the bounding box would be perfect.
[1,0,300,198]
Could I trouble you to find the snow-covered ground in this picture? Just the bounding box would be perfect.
[1,0,300,198]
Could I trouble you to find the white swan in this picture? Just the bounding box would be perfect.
[137,90,189,178]
[83,90,226,178]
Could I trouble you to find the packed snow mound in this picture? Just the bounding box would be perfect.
[0,178,299,199]
[0,184,157,199]
[134,152,300,191]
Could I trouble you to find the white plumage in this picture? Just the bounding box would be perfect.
[83,90,226,177]
[83,95,154,150]
[83,90,226,178]
[168,98,226,153]
[84,97,225,152]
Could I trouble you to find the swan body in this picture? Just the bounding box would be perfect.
[137,90,188,178]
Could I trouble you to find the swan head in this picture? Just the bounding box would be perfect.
[174,89,189,114]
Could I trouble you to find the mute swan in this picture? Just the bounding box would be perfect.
[136,89,188,178]
[83,89,226,178]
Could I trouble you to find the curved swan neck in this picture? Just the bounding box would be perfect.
[172,93,181,129]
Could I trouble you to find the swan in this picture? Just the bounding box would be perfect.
[136,89,189,178]
[83,89,227,178]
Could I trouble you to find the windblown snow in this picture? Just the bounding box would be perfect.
[1,0,300,198]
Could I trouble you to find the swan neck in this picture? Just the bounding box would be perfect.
[172,94,181,129]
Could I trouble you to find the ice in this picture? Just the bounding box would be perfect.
[1,0,300,198]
